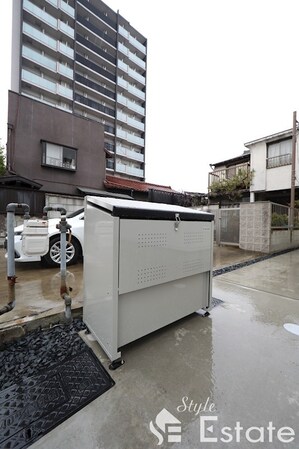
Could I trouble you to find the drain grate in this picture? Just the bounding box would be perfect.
[0,349,115,449]
[211,297,224,308]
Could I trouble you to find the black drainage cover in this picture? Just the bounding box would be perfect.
[0,349,115,449]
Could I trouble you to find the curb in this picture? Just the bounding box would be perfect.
[0,306,83,348]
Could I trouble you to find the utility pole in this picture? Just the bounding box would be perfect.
[290,111,297,230]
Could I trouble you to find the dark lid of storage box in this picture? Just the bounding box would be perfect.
[86,197,214,222]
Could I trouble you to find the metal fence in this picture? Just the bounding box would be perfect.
[271,202,299,229]
[214,207,240,245]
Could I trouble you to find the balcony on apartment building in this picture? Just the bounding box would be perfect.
[208,162,250,189]
[118,25,146,55]
[24,0,75,38]
[23,22,74,59]
[45,0,75,18]
[117,93,144,116]
[118,43,146,70]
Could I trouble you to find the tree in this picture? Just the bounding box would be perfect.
[0,140,6,176]
[209,168,254,203]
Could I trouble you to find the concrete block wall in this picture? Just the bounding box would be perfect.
[270,229,299,252]
[239,202,271,252]
[240,202,299,253]
[45,194,84,218]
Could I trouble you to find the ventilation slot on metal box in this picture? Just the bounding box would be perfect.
[183,259,204,275]
[137,266,167,285]
[184,231,202,245]
[137,233,167,248]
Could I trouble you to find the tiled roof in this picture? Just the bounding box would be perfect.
[211,152,250,168]
[104,175,176,193]
[0,174,42,189]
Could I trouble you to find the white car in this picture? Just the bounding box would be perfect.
[7,208,84,267]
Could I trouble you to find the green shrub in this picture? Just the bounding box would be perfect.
[209,169,254,202]
[271,213,288,227]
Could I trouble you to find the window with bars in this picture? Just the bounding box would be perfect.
[267,139,292,168]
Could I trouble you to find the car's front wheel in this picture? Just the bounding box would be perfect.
[42,235,81,268]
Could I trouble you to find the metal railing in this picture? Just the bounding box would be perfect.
[77,0,117,30]
[76,34,116,65]
[74,93,115,117]
[267,154,292,169]
[208,163,250,188]
[118,25,147,54]
[77,15,116,47]
[76,53,116,82]
[75,73,115,100]
[271,202,299,229]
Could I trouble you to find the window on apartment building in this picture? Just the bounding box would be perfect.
[106,159,114,169]
[267,139,292,168]
[41,141,77,171]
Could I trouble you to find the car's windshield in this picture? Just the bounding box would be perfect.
[66,208,84,218]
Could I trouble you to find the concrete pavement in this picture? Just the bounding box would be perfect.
[0,245,261,340]
[214,248,299,300]
[0,248,83,341]
[212,244,261,269]
[1,246,299,448]
[28,248,299,449]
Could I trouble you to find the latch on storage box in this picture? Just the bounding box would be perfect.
[174,213,181,231]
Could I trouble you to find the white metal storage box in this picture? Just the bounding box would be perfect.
[83,196,214,362]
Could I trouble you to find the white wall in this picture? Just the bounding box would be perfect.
[266,165,292,191]
[11,0,21,92]
[250,142,266,191]
[249,140,299,193]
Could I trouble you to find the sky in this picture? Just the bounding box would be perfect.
[1,0,299,193]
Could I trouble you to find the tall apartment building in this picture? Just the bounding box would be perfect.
[11,0,147,180]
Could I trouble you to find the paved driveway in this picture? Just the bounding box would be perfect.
[0,245,294,329]
[0,248,83,327]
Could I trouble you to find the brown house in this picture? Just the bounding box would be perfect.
[7,91,106,197]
